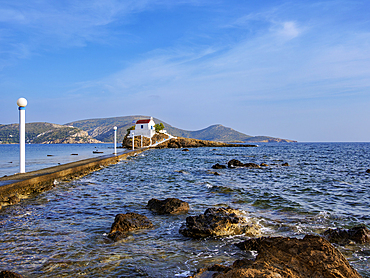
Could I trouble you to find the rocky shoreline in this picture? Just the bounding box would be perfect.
[100,194,367,278]
[122,134,257,149]
[153,137,257,149]
[103,196,367,278]
[2,198,368,278]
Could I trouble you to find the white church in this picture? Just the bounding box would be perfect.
[129,117,175,148]
[129,117,156,138]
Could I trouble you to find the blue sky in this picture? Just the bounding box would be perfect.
[1,0,369,142]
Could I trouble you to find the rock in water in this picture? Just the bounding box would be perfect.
[228,159,245,168]
[321,225,370,245]
[179,207,260,238]
[228,160,260,168]
[108,213,153,241]
[147,198,189,214]
[244,163,261,168]
[212,163,226,169]
[189,235,362,278]
[108,231,128,242]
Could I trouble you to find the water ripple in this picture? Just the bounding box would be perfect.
[0,143,369,277]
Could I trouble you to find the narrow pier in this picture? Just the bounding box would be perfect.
[0,148,146,208]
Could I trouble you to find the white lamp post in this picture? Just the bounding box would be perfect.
[113,126,117,154]
[132,133,135,150]
[17,98,27,173]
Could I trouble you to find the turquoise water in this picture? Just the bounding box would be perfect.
[0,143,369,277]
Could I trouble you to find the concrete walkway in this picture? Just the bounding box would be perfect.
[0,148,146,209]
[150,134,177,147]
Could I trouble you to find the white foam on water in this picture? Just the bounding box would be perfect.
[175,271,191,277]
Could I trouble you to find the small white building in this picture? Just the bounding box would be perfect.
[130,117,156,138]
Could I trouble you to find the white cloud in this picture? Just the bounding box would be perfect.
[68,6,370,107]
[0,0,159,58]
[276,21,301,39]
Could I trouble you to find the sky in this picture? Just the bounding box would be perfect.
[0,0,369,142]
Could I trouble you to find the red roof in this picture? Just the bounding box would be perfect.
[136,119,151,124]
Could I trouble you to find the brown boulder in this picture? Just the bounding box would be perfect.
[244,163,261,168]
[108,213,153,241]
[321,225,370,245]
[228,159,245,168]
[147,198,189,214]
[179,207,260,238]
[108,231,128,241]
[189,235,361,278]
[212,163,226,169]
[228,159,260,168]
[207,171,221,176]
[366,169,370,173]
[282,162,289,166]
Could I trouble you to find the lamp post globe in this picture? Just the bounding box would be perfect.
[17,98,28,107]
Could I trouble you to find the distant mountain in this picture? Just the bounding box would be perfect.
[67,116,144,143]
[0,122,101,144]
[68,116,296,143]
[0,116,296,144]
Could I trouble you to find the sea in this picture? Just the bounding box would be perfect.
[0,143,114,177]
[0,142,369,277]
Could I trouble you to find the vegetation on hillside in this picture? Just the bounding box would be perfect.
[1,116,296,144]
[154,123,165,132]
[0,122,100,144]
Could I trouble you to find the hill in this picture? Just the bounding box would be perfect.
[0,122,101,144]
[67,116,145,143]
[0,116,296,144]
[68,116,296,143]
